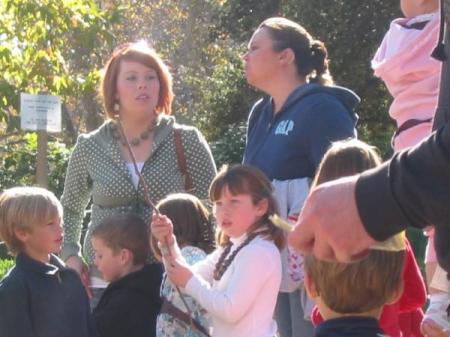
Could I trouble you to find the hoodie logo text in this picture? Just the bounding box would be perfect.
[275,120,294,136]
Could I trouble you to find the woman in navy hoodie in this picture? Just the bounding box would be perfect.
[242,17,359,337]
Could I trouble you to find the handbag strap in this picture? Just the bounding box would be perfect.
[173,128,194,191]
[160,297,211,337]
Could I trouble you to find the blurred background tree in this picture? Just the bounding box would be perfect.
[0,0,119,200]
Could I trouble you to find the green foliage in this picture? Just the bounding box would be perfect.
[0,0,119,134]
[0,133,71,197]
[0,258,14,279]
[215,0,280,40]
[190,41,259,140]
[210,122,247,168]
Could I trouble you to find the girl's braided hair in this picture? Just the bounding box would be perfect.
[210,165,286,280]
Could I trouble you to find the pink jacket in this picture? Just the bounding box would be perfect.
[372,14,441,151]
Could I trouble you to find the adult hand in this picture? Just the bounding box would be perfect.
[288,175,376,262]
[165,256,194,288]
[65,255,92,298]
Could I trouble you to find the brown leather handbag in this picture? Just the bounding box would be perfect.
[173,128,194,192]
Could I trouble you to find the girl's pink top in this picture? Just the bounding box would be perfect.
[371,13,441,151]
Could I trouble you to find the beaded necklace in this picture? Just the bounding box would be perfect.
[111,120,156,147]
[213,229,269,281]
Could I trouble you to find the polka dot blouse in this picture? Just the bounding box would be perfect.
[60,115,217,266]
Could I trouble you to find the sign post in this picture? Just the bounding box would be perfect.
[20,93,61,188]
[36,130,48,188]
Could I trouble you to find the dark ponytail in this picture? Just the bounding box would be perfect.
[259,17,334,86]
[309,40,333,85]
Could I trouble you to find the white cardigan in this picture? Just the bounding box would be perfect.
[184,234,281,337]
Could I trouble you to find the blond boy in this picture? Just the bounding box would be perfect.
[0,187,97,337]
[304,246,405,337]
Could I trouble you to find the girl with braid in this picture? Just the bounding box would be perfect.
[151,165,285,337]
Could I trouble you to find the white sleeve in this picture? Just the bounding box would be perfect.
[185,243,279,323]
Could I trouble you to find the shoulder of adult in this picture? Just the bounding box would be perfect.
[297,84,360,113]
[172,119,200,133]
[172,120,210,150]
[170,115,216,198]
[250,96,270,112]
[156,113,203,142]
[79,120,112,140]
[248,96,271,126]
[157,113,175,126]
[70,120,113,151]
[170,113,205,134]
[288,85,358,130]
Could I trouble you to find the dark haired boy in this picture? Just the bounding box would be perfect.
[91,213,163,337]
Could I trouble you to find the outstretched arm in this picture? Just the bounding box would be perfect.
[289,124,450,267]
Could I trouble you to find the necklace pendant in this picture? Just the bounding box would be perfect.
[130,138,141,147]
[112,120,156,147]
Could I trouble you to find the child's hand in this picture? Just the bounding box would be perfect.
[65,255,93,298]
[165,256,194,288]
[421,318,450,337]
[151,212,175,246]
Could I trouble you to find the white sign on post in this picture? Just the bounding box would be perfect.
[20,93,61,132]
